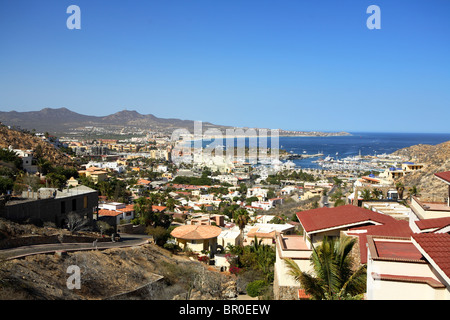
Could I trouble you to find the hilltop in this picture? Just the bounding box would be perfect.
[392,140,450,200]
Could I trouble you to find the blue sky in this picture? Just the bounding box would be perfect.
[0,0,449,133]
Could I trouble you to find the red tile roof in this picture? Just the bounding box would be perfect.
[434,171,450,184]
[296,205,396,233]
[412,233,450,279]
[414,217,450,231]
[374,240,423,261]
[152,205,167,212]
[347,220,413,263]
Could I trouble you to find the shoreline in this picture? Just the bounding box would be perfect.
[179,133,352,144]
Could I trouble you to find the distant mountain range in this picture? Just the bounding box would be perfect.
[0,107,350,137]
[0,108,230,135]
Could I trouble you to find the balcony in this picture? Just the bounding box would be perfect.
[409,196,450,220]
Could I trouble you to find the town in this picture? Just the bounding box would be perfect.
[0,124,449,300]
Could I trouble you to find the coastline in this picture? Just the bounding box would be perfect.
[179,132,352,144]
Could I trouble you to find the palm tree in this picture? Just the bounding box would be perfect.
[396,182,405,200]
[234,208,250,243]
[360,189,372,201]
[284,236,366,300]
[371,188,382,199]
[408,185,420,198]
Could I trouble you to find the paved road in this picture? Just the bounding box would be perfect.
[0,234,152,260]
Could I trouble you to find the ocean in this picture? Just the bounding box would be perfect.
[190,132,450,170]
[279,132,450,169]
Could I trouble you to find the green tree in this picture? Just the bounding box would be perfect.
[0,176,14,195]
[371,188,382,199]
[246,280,268,298]
[396,182,405,200]
[233,208,250,236]
[408,185,420,198]
[284,236,366,300]
[360,189,372,201]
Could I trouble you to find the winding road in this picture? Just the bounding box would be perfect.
[0,234,152,260]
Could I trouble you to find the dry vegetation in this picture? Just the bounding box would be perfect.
[392,140,450,201]
[0,218,237,300]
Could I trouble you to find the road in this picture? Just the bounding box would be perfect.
[0,234,152,261]
[320,184,337,208]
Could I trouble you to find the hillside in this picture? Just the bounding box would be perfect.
[392,140,450,201]
[0,125,74,168]
[0,218,237,300]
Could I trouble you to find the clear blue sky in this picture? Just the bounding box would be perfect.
[0,0,449,133]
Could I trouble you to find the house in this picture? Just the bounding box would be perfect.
[217,228,242,248]
[296,205,398,250]
[2,185,98,228]
[170,224,222,254]
[409,171,450,222]
[247,187,268,200]
[250,201,273,211]
[189,214,225,227]
[273,234,313,300]
[366,233,450,300]
[363,201,412,220]
[299,188,323,201]
[97,202,135,228]
[78,167,108,184]
[244,223,295,246]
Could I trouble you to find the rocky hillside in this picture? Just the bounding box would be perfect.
[0,125,75,168]
[0,218,237,300]
[392,140,450,201]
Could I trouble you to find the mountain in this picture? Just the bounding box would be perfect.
[0,108,229,135]
[391,140,450,201]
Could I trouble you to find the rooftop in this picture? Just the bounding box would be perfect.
[434,171,450,184]
[367,236,425,263]
[412,233,450,279]
[170,225,222,240]
[296,205,396,234]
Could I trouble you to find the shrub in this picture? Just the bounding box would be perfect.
[246,280,267,297]
[146,226,170,246]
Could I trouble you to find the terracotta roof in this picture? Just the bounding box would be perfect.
[414,217,450,231]
[296,205,396,233]
[98,209,123,217]
[170,225,222,240]
[434,171,450,184]
[137,179,152,185]
[412,233,450,279]
[152,205,167,212]
[120,204,135,213]
[347,220,413,263]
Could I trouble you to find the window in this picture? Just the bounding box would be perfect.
[72,199,77,211]
[83,196,88,209]
[61,201,66,214]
